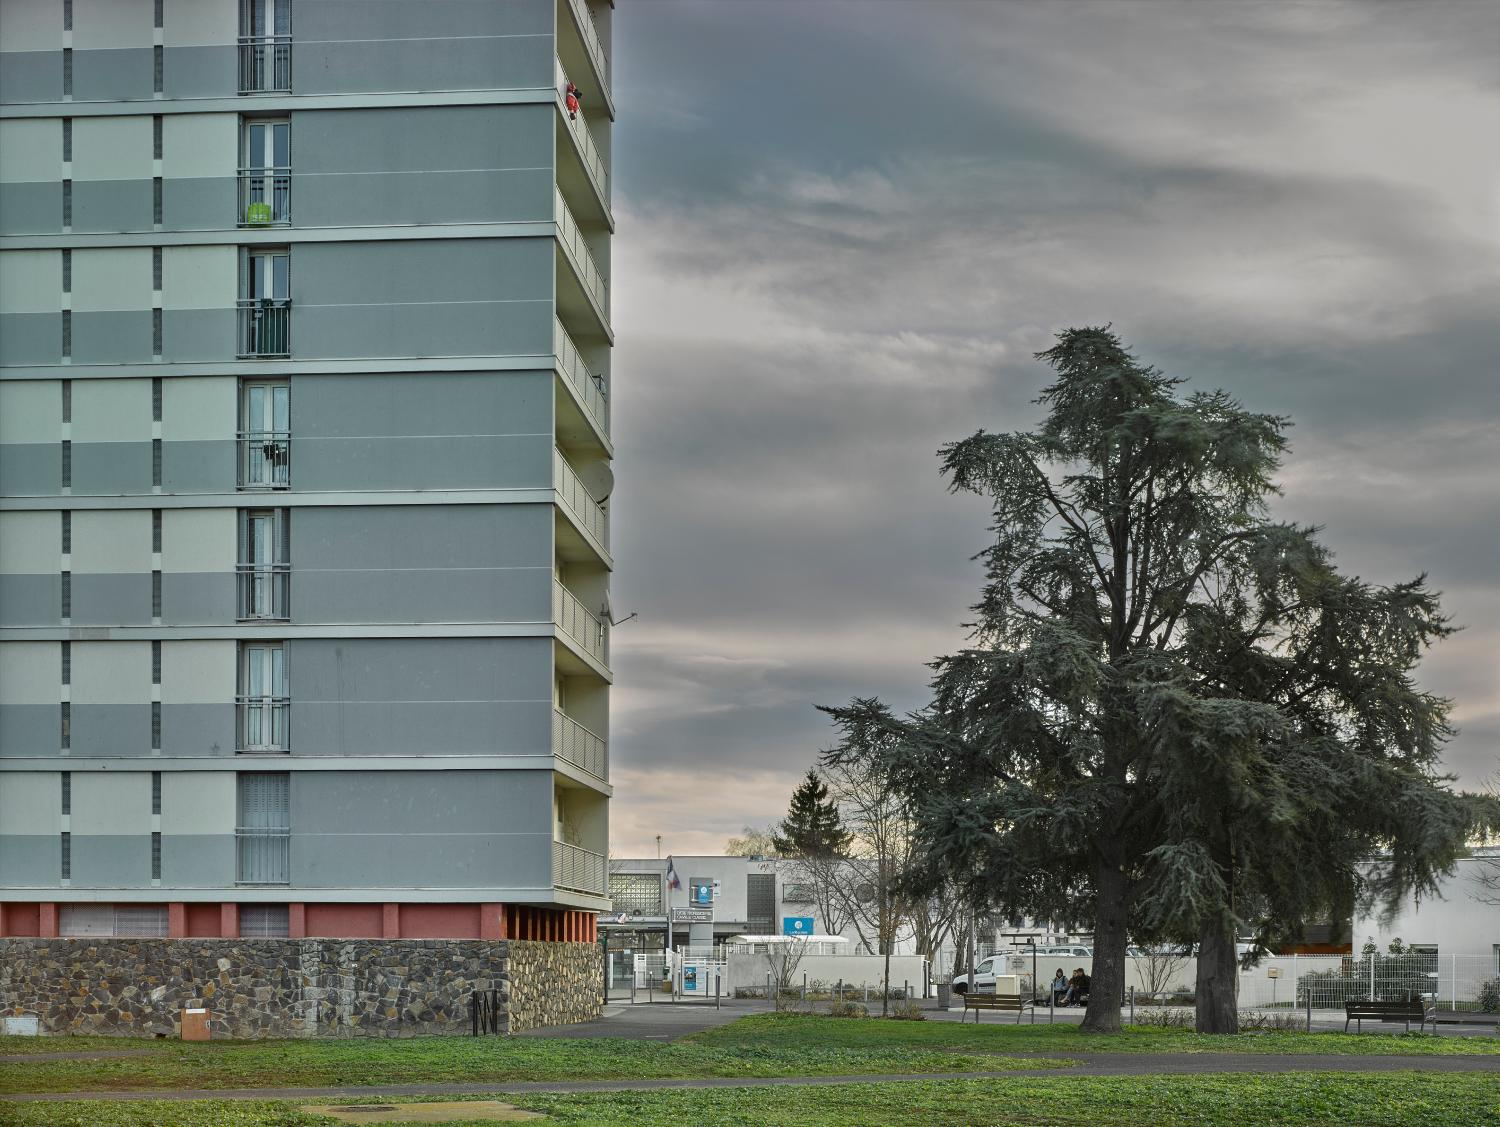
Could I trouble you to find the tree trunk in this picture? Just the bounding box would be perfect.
[1195,913,1239,1033]
[1081,863,1128,1033]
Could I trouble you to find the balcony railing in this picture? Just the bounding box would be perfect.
[565,0,610,88]
[236,696,290,753]
[555,56,609,207]
[555,188,609,317]
[238,167,291,226]
[554,318,609,436]
[237,299,291,358]
[237,563,290,621]
[554,449,608,549]
[554,579,608,666]
[236,827,290,884]
[553,839,607,896]
[239,36,291,93]
[238,431,290,489]
[554,708,607,780]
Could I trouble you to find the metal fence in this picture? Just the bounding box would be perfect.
[238,430,291,489]
[237,299,291,357]
[553,708,607,780]
[553,840,606,896]
[238,167,291,226]
[239,36,291,93]
[1238,953,1499,1013]
[237,563,290,620]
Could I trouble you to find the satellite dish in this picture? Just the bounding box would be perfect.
[579,460,614,501]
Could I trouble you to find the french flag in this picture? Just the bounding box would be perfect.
[665,857,681,891]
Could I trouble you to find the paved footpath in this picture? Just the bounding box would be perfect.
[6,1052,1500,1103]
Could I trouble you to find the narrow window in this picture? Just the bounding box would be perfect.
[61,772,71,814]
[63,0,72,31]
[153,115,163,159]
[61,640,71,683]
[61,439,72,485]
[61,249,72,292]
[152,439,163,484]
[152,248,163,291]
[152,640,162,684]
[152,377,163,420]
[238,642,288,752]
[151,701,161,749]
[153,177,163,224]
[152,508,163,552]
[153,312,163,357]
[153,45,163,94]
[61,311,72,357]
[152,571,162,617]
[151,832,162,879]
[60,571,71,618]
[154,0,163,29]
[60,832,71,879]
[152,771,162,814]
[61,380,72,422]
[62,180,72,227]
[60,702,71,749]
[61,511,71,554]
[62,49,72,97]
[240,381,290,488]
[62,119,71,162]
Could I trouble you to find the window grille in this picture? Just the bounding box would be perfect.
[155,0,163,28]
[153,46,163,93]
[152,640,161,684]
[153,177,163,224]
[62,119,71,162]
[152,571,162,617]
[608,873,663,915]
[60,571,71,618]
[153,310,163,356]
[61,310,72,356]
[152,248,163,291]
[151,701,161,748]
[60,833,71,879]
[152,508,162,552]
[152,377,163,420]
[241,904,290,938]
[61,640,71,683]
[61,772,71,814]
[61,248,71,291]
[114,906,168,936]
[151,832,162,879]
[62,180,71,227]
[60,702,70,749]
[63,50,72,97]
[61,380,71,422]
[61,511,71,554]
[153,115,163,158]
[63,0,72,31]
[152,771,162,814]
[152,437,163,482]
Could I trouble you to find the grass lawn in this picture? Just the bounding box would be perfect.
[3,1073,1498,1126]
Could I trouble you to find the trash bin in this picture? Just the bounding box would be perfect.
[936,983,952,1009]
[180,1008,211,1041]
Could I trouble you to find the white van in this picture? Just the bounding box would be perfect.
[951,956,1022,995]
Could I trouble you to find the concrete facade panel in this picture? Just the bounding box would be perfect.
[0,574,59,626]
[71,704,151,754]
[72,248,151,312]
[71,179,154,233]
[298,239,554,306]
[0,771,58,834]
[0,52,62,104]
[296,504,552,571]
[0,119,62,182]
[0,0,63,53]
[299,106,553,176]
[163,0,238,46]
[0,442,59,494]
[0,835,57,885]
[70,441,153,494]
[293,831,552,889]
[160,703,235,757]
[296,433,553,492]
[72,642,151,703]
[162,376,236,441]
[72,769,152,832]
[160,771,236,834]
[0,250,62,312]
[160,834,235,886]
[162,307,236,363]
[161,45,238,99]
[74,0,155,49]
[73,116,154,181]
[297,169,554,229]
[0,704,60,756]
[159,572,235,626]
[71,310,154,363]
[71,572,153,625]
[0,511,59,572]
[291,637,554,703]
[0,379,61,442]
[292,699,550,757]
[161,176,235,230]
[161,640,235,703]
[72,509,151,572]
[295,566,550,625]
[160,114,237,180]
[297,371,553,438]
[161,508,235,571]
[163,245,237,310]
[71,834,153,885]
[296,0,554,41]
[162,439,236,493]
[0,313,60,365]
[0,182,63,235]
[72,378,152,441]
[294,38,553,98]
[71,49,155,102]
[0,643,61,703]
[296,301,551,362]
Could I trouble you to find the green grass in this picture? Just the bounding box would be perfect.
[0,1035,169,1056]
[3,1073,1499,1127]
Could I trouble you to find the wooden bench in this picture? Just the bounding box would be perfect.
[962,991,1031,1023]
[1344,997,1434,1033]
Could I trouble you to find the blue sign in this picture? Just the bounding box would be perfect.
[783,916,814,936]
[689,880,713,907]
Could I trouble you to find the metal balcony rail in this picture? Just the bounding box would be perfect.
[553,708,607,780]
[553,318,609,434]
[237,430,291,489]
[553,579,608,666]
[239,35,291,93]
[236,695,290,753]
[565,0,610,86]
[554,56,609,205]
[554,839,607,896]
[237,299,291,358]
[235,827,290,884]
[553,449,609,549]
[237,563,290,621]
[554,188,609,316]
[238,167,291,226]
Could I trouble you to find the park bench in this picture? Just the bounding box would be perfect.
[1343,997,1434,1033]
[962,991,1031,1023]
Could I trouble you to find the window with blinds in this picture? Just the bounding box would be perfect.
[59,905,168,937]
[241,904,291,937]
[237,772,290,884]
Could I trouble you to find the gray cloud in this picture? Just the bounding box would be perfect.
[605,0,1500,856]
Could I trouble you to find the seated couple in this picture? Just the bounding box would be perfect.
[1049,967,1090,1006]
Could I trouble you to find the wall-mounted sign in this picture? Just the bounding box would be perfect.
[1267,967,1281,979]
[672,907,712,923]
[689,879,714,907]
[783,917,814,936]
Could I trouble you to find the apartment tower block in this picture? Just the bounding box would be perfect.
[0,0,614,950]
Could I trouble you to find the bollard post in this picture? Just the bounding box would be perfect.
[1306,990,1312,1033]
[904,980,909,1005]
[767,971,773,1010]
[715,969,721,1010]
[838,979,843,1004]
[802,972,807,1003]
[1050,992,1055,1024]
[1129,986,1134,1025]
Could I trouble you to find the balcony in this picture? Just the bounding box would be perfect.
[238,167,291,226]
[553,839,607,897]
[554,708,607,781]
[235,827,290,884]
[237,563,290,621]
[238,431,290,489]
[239,36,291,94]
[563,0,610,92]
[555,188,609,322]
[236,696,290,753]
[555,56,609,215]
[554,449,608,551]
[237,299,291,358]
[554,579,607,667]
[554,318,609,438]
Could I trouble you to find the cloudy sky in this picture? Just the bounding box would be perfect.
[602,0,1500,857]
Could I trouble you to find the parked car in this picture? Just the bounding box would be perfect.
[951,955,1005,994]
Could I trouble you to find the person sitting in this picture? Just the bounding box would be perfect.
[1050,969,1069,1005]
[1064,968,1090,1006]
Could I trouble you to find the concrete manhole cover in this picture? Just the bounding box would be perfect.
[301,1101,544,1123]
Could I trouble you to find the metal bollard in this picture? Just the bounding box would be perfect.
[715,969,721,1010]
[1306,991,1312,1033]
[1129,986,1134,1025]
[802,972,807,1003]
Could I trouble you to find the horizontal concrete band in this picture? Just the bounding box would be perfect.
[0,220,557,250]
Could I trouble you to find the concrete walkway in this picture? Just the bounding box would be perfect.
[6,1051,1500,1103]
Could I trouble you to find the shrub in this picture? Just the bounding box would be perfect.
[1134,1007,1193,1028]
[1479,979,1500,1014]
[830,1000,869,1018]
[886,999,925,1021]
[1240,1011,1308,1032]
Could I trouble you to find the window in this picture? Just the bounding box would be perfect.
[746,873,775,934]
[608,873,662,915]
[238,643,288,752]
[237,509,289,620]
[236,772,290,884]
[239,381,290,488]
[241,904,290,937]
[240,119,290,225]
[60,772,70,814]
[60,906,170,937]
[238,250,290,356]
[239,0,292,94]
[782,883,814,904]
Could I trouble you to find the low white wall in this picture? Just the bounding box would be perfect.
[724,953,929,992]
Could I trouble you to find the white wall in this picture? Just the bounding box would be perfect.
[1353,852,1500,958]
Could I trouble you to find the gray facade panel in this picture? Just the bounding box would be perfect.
[0,444,61,496]
[297,169,553,229]
[161,834,235,886]
[162,439,236,494]
[72,573,153,625]
[72,311,152,365]
[297,433,553,492]
[72,441,151,495]
[298,301,551,361]
[163,177,236,231]
[297,0,553,41]
[0,574,60,626]
[295,567,550,625]
[0,313,61,366]
[296,504,552,570]
[160,572,235,626]
[298,239,555,306]
[72,704,151,755]
[0,52,62,104]
[0,182,62,235]
[291,637,554,703]
[293,831,552,889]
[72,179,153,234]
[162,45,238,99]
[71,834,152,886]
[163,308,235,363]
[298,106,553,176]
[0,704,60,757]
[295,39,552,98]
[293,700,551,757]
[73,48,155,103]
[160,703,235,757]
[298,371,553,438]
[0,836,58,886]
